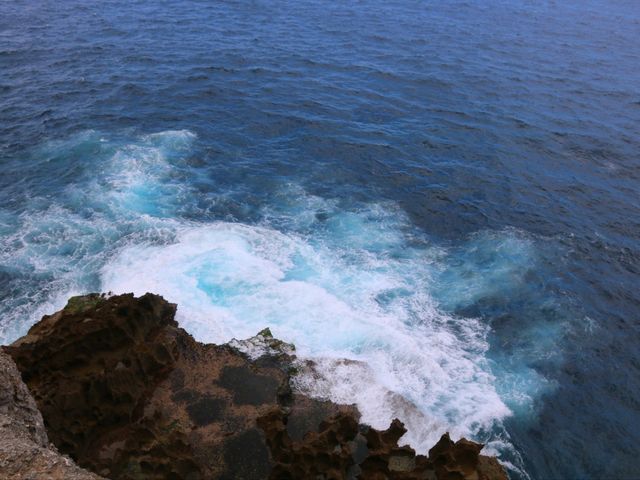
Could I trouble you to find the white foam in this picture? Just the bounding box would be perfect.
[1,130,533,475]
[0,130,195,341]
[100,219,511,452]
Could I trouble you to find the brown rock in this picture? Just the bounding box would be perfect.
[0,349,103,480]
[4,292,509,480]
[5,293,286,479]
[428,432,508,480]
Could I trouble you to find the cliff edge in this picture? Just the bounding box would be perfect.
[2,293,508,480]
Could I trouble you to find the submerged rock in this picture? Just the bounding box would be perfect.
[3,293,508,480]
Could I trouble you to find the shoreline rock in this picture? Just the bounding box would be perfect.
[2,293,508,480]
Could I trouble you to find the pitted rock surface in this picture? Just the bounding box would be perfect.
[0,349,103,479]
[4,293,508,480]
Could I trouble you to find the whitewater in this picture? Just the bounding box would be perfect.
[0,129,563,477]
[4,2,640,476]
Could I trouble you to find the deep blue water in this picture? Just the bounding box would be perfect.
[2,0,640,478]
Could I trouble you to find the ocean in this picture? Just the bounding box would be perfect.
[1,0,639,478]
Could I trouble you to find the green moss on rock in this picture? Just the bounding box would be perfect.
[64,294,104,314]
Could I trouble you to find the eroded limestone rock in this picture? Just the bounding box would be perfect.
[0,349,103,480]
[4,293,508,480]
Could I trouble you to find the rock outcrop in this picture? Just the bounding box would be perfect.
[258,409,506,480]
[0,349,103,479]
[3,293,508,480]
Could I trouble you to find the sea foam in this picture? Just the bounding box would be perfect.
[1,130,536,474]
[101,214,511,452]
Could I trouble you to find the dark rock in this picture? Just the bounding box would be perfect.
[219,365,281,406]
[4,293,508,480]
[0,349,103,479]
[5,292,182,471]
[186,396,226,426]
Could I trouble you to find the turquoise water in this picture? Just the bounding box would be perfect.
[2,1,640,478]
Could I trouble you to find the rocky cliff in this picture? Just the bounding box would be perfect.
[0,349,103,479]
[2,292,508,480]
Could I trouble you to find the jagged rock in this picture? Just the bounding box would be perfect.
[258,408,506,480]
[3,293,508,480]
[0,349,103,479]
